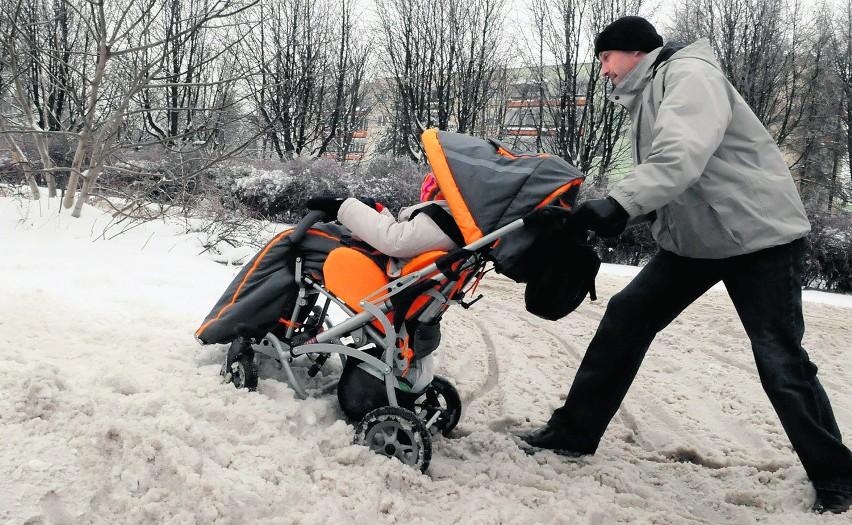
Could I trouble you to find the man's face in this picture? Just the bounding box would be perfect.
[598,50,645,86]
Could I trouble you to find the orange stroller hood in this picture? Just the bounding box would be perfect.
[421,129,585,274]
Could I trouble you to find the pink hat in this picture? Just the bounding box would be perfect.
[420,173,444,202]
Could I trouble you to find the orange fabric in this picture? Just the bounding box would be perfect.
[400,250,446,277]
[496,146,549,159]
[324,247,390,310]
[324,247,391,332]
[495,146,517,159]
[396,251,452,319]
[537,178,583,209]
[405,295,432,318]
[422,129,483,245]
[196,228,295,338]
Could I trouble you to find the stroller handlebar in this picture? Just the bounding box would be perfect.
[287,209,328,245]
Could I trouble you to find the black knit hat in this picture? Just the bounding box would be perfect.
[594,16,663,57]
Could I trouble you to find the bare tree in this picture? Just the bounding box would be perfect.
[832,0,852,209]
[453,0,507,135]
[669,0,819,150]
[0,0,258,217]
[514,0,640,187]
[374,0,506,161]
[135,0,231,147]
[240,0,368,160]
[373,0,432,159]
[315,0,371,161]
[0,0,84,198]
[784,5,847,211]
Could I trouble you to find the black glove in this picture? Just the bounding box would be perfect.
[357,196,377,209]
[305,195,345,221]
[572,197,629,238]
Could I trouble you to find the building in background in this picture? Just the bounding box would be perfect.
[327,65,592,162]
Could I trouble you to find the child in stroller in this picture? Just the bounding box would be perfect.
[195,129,590,472]
[302,173,462,403]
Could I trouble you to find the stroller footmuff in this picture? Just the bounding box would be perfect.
[195,129,592,472]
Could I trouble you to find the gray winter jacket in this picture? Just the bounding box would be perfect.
[608,39,810,258]
[337,198,458,276]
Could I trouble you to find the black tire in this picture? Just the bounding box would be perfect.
[230,352,258,391]
[414,375,462,436]
[354,406,432,472]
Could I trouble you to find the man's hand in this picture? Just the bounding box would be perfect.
[572,197,629,238]
[523,205,573,228]
[305,195,345,221]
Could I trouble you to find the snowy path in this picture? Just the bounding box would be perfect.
[2,198,851,524]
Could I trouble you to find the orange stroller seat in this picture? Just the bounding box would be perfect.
[323,247,456,317]
[323,247,391,314]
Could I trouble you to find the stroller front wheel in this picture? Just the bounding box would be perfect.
[415,375,462,436]
[230,352,258,391]
[354,406,432,472]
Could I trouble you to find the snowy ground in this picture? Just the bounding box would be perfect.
[2,194,851,524]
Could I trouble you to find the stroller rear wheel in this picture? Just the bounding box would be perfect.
[415,375,462,436]
[354,406,432,472]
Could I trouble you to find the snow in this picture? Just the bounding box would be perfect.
[2,193,851,524]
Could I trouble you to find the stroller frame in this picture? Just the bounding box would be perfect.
[229,210,526,471]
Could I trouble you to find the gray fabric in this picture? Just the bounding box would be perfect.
[338,199,457,259]
[196,223,384,344]
[607,39,810,258]
[432,131,584,274]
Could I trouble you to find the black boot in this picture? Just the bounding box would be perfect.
[812,489,852,514]
[514,425,590,457]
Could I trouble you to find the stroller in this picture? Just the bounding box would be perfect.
[195,129,590,472]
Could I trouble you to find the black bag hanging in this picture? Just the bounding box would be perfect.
[516,222,601,321]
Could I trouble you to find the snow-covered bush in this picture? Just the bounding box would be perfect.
[226,157,351,221]
[219,155,425,220]
[97,151,208,205]
[350,155,429,213]
[595,223,657,266]
[804,210,852,293]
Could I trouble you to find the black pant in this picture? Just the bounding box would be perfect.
[549,238,852,492]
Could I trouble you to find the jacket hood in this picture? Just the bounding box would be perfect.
[663,38,721,71]
[611,39,721,102]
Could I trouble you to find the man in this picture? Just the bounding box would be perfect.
[517,16,852,514]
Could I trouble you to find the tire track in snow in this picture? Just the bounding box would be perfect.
[610,314,802,474]
[452,305,584,434]
[477,283,709,467]
[466,319,500,404]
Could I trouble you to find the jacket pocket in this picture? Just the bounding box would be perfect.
[658,196,742,258]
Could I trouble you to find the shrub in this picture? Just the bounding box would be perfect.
[222,155,428,221]
[225,157,351,221]
[350,155,429,214]
[803,209,852,293]
[594,222,657,266]
[97,151,210,205]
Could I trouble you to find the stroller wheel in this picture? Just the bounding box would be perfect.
[415,375,462,436]
[230,352,258,391]
[354,406,432,472]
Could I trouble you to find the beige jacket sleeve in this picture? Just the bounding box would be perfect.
[337,198,457,258]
